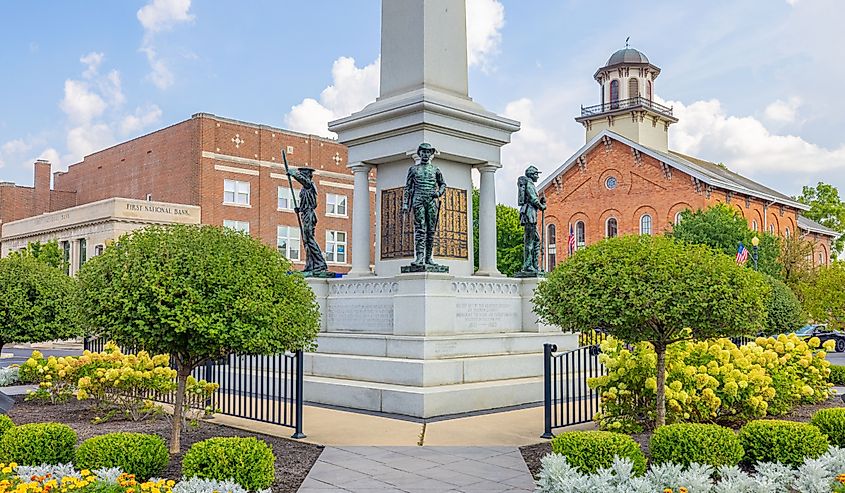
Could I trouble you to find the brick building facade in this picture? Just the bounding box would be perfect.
[1,113,376,273]
[538,47,839,269]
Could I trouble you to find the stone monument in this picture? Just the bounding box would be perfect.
[301,0,577,418]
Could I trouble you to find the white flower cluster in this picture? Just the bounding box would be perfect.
[536,447,845,493]
[0,366,20,387]
[171,477,271,493]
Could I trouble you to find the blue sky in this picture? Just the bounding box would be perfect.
[1,0,844,206]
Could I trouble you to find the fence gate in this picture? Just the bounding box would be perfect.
[83,338,306,438]
[542,342,606,438]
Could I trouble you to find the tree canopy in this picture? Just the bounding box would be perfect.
[472,188,524,276]
[798,262,845,330]
[0,255,79,353]
[8,240,66,271]
[533,235,769,426]
[797,182,845,257]
[75,225,321,452]
[761,273,804,335]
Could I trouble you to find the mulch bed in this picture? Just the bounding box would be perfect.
[519,396,845,479]
[6,397,323,493]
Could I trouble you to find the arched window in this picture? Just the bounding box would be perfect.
[640,214,652,235]
[751,220,758,232]
[547,225,557,270]
[606,218,618,238]
[610,80,619,109]
[784,227,790,238]
[647,80,653,100]
[769,224,775,234]
[628,78,639,99]
[576,221,586,249]
[674,211,684,225]
[601,84,605,107]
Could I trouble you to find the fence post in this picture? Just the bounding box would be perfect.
[541,343,556,439]
[203,360,214,409]
[83,337,90,352]
[291,350,306,439]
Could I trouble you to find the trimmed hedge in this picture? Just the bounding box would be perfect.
[550,431,646,475]
[181,437,275,491]
[830,365,845,385]
[75,432,168,480]
[810,408,845,448]
[0,415,13,438]
[738,420,829,466]
[0,423,76,465]
[650,423,744,467]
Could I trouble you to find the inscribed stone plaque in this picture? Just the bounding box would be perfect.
[380,187,468,260]
[326,299,394,334]
[456,301,520,331]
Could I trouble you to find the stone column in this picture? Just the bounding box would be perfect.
[475,164,500,276]
[348,163,373,276]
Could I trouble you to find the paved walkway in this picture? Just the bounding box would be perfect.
[298,446,536,492]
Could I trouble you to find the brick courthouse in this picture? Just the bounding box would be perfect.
[0,113,374,274]
[538,47,838,269]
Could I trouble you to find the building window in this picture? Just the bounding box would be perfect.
[640,214,652,235]
[223,179,250,205]
[576,221,586,249]
[326,193,348,217]
[94,244,104,256]
[647,80,653,100]
[752,220,758,231]
[547,224,556,270]
[605,176,618,190]
[223,220,250,234]
[628,77,639,99]
[60,241,70,274]
[78,239,87,267]
[601,83,605,107]
[278,187,294,211]
[606,218,618,238]
[674,211,684,225]
[277,226,301,261]
[769,224,775,234]
[784,227,790,238]
[610,80,619,109]
[326,230,347,264]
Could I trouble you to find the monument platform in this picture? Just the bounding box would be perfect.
[303,274,577,418]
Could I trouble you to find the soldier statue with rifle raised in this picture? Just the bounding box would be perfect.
[283,151,332,277]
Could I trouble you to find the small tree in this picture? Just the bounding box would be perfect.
[0,255,79,354]
[797,182,845,257]
[534,235,768,427]
[799,262,845,330]
[761,274,804,335]
[76,225,320,453]
[778,234,815,290]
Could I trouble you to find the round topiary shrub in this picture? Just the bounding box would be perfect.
[810,408,845,448]
[830,365,845,385]
[0,415,14,438]
[739,420,829,466]
[0,422,76,465]
[550,431,646,475]
[650,423,744,467]
[181,437,275,491]
[75,432,168,480]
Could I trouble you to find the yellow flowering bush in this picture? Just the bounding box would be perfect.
[589,334,832,432]
[0,465,175,493]
[20,343,217,422]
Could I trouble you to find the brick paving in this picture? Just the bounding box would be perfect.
[298,446,536,492]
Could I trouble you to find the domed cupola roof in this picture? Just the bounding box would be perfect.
[606,47,649,66]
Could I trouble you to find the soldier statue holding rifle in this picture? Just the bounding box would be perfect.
[283,151,331,277]
[516,165,546,276]
[401,143,448,273]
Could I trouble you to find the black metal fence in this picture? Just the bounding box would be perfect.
[83,337,305,438]
[542,342,606,438]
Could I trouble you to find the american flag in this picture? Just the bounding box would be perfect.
[568,224,576,255]
[736,242,748,265]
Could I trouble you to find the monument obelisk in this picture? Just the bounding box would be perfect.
[301,0,577,419]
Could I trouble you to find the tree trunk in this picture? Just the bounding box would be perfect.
[170,359,191,455]
[655,342,667,428]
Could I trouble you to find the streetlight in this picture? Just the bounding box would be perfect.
[751,236,759,271]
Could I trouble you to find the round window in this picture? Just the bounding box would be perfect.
[605,176,618,190]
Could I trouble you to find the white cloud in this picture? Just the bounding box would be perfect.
[80,52,104,79]
[466,0,505,70]
[141,46,175,90]
[137,0,194,32]
[36,148,61,168]
[764,97,801,123]
[2,139,32,156]
[120,105,163,135]
[59,80,107,125]
[285,57,380,138]
[66,124,115,163]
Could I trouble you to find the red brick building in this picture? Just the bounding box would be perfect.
[1,113,376,273]
[538,48,839,269]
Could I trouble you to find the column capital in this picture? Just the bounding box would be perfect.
[475,162,501,173]
[348,162,373,172]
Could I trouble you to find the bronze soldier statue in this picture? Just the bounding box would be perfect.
[402,143,448,271]
[517,165,546,275]
[286,167,329,276]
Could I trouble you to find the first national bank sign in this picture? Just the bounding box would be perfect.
[124,202,192,217]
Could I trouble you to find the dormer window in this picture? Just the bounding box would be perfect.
[610,80,619,109]
[629,78,639,99]
[647,80,653,101]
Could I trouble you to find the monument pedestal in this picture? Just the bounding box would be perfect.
[303,275,577,418]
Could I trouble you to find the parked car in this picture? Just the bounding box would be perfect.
[793,324,845,353]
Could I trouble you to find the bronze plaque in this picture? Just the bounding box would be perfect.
[380,187,468,260]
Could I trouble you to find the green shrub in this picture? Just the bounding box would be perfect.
[75,432,168,480]
[550,431,646,475]
[0,423,76,465]
[830,365,845,385]
[181,437,275,491]
[650,423,743,467]
[0,415,14,438]
[810,408,845,447]
[738,420,829,466]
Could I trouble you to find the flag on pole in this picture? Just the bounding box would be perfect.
[736,242,748,265]
[568,224,576,255]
